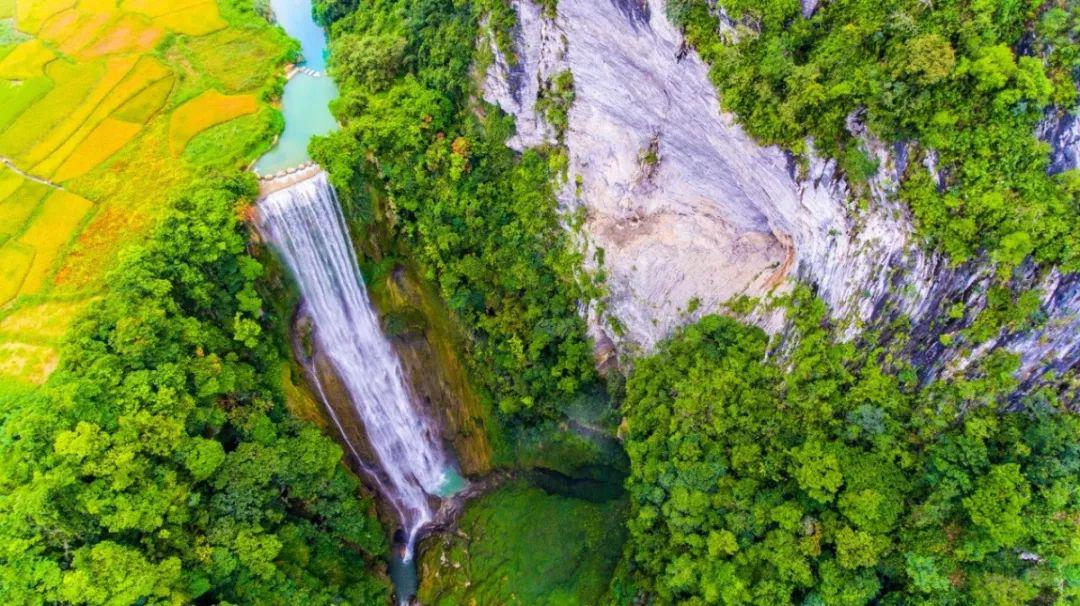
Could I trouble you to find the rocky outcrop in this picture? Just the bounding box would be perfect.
[482,0,930,347]
[1040,108,1080,175]
[483,0,1080,393]
[373,264,495,476]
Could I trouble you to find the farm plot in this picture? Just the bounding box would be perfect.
[38,8,111,55]
[0,171,52,245]
[168,89,258,156]
[0,77,53,133]
[174,25,293,94]
[0,58,110,162]
[0,341,56,384]
[78,12,163,59]
[0,38,54,78]
[0,244,33,306]
[124,0,227,36]
[12,190,94,296]
[0,0,292,390]
[112,73,173,122]
[51,117,143,182]
[17,55,139,168]
[0,298,94,342]
[30,55,170,177]
[15,0,75,34]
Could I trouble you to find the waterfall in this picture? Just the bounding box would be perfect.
[258,171,451,559]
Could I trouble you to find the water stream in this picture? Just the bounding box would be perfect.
[255,2,462,602]
[259,175,456,559]
[254,0,338,175]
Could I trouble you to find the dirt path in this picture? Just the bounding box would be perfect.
[1,156,65,191]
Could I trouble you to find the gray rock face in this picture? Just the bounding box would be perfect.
[483,0,930,346]
[483,0,1080,391]
[1040,109,1080,174]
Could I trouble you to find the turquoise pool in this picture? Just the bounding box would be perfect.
[254,0,338,175]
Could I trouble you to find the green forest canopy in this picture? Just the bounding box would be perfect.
[616,292,1079,605]
[670,0,1080,270]
[0,176,388,604]
[5,1,1079,604]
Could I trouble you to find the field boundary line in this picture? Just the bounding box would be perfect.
[0,156,64,191]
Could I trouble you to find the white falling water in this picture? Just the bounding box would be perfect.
[258,171,450,559]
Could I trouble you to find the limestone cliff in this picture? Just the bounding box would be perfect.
[483,0,1080,393]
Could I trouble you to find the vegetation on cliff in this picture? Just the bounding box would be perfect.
[669,0,1080,271]
[614,289,1080,605]
[0,177,388,604]
[312,0,598,421]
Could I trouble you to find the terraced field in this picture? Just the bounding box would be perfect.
[0,0,292,393]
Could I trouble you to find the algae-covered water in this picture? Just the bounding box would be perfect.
[254,0,338,175]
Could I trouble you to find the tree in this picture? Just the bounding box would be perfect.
[0,178,388,604]
[617,293,1080,604]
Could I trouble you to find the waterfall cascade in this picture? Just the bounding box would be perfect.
[258,171,454,558]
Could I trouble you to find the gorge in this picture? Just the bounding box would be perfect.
[252,1,467,602]
[4,0,1077,604]
[260,0,1080,602]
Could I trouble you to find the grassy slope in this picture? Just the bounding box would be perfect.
[0,0,293,395]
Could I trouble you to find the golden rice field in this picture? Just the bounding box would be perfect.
[168,89,258,156]
[0,0,292,392]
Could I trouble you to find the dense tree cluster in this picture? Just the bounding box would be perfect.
[312,0,597,419]
[616,289,1080,605]
[670,0,1080,270]
[0,177,387,604]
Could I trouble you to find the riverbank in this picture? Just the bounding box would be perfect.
[253,0,338,175]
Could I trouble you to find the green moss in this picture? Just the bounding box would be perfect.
[419,483,627,606]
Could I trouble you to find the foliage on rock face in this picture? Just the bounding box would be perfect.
[536,69,576,142]
[669,0,1080,271]
[616,289,1080,605]
[0,177,387,604]
[312,0,597,420]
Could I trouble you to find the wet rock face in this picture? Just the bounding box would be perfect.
[484,0,1080,392]
[376,265,494,476]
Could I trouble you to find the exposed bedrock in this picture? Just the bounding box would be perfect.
[1040,106,1080,176]
[483,0,1080,391]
